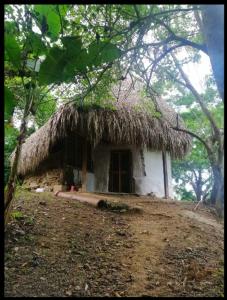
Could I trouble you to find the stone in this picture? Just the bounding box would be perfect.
[29,182,39,189]
[44,186,53,192]
[53,185,67,193]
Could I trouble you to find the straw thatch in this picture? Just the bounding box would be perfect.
[14,93,192,176]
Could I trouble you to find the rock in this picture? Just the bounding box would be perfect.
[116,230,127,236]
[53,185,67,193]
[141,230,149,234]
[97,200,130,212]
[45,186,53,192]
[186,247,193,252]
[30,182,39,189]
[16,229,25,235]
[65,290,72,296]
[167,281,173,287]
[36,188,44,193]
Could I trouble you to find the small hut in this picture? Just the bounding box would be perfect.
[14,83,191,198]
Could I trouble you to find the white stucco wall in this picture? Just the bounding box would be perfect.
[92,143,173,198]
[166,152,174,198]
[133,150,164,197]
[133,150,173,198]
[86,172,95,192]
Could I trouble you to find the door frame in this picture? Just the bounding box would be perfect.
[108,149,133,193]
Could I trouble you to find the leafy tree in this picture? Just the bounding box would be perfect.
[173,140,213,203]
[170,54,223,215]
[4,4,122,225]
[4,125,19,186]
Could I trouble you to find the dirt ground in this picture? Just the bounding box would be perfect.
[4,190,224,297]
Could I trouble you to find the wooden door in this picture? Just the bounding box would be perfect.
[109,150,132,193]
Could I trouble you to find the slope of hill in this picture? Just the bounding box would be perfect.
[4,190,224,297]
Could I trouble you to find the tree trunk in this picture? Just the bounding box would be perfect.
[210,164,224,217]
[4,91,34,227]
[201,5,224,101]
[4,124,26,226]
[194,185,202,203]
[195,171,203,202]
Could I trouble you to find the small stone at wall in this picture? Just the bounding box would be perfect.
[53,185,67,193]
[44,186,53,192]
[29,182,40,189]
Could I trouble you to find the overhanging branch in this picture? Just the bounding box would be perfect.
[171,126,212,155]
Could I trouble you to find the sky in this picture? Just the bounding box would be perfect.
[181,51,212,93]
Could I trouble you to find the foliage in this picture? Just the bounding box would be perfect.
[171,76,222,204]
[4,124,19,185]
[4,86,16,122]
[11,210,24,220]
[172,141,212,202]
[34,94,57,128]
[175,187,195,202]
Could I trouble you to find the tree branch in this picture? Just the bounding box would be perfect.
[171,52,221,144]
[148,43,185,84]
[171,126,212,154]
[153,7,201,17]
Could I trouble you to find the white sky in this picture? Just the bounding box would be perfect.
[181,51,212,93]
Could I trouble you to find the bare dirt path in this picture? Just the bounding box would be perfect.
[4,191,224,297]
[121,199,224,296]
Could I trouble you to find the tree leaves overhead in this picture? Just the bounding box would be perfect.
[39,47,66,85]
[28,33,47,56]
[39,36,121,85]
[88,41,121,67]
[62,36,88,72]
[5,34,21,69]
[5,86,16,121]
[34,5,68,39]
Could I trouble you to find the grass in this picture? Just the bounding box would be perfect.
[11,211,24,220]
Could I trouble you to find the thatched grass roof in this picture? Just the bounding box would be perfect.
[14,93,192,176]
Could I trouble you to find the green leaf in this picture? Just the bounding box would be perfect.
[5,34,21,68]
[62,36,88,72]
[87,42,102,67]
[28,33,47,55]
[34,5,64,39]
[5,86,16,121]
[100,42,121,63]
[5,21,18,35]
[39,47,66,85]
[88,41,121,67]
[62,36,82,53]
[39,36,89,84]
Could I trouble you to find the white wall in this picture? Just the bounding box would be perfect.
[166,152,174,198]
[86,172,95,192]
[92,144,173,198]
[133,150,164,197]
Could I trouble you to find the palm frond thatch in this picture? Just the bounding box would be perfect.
[14,97,192,176]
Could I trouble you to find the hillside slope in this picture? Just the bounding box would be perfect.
[4,191,224,297]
